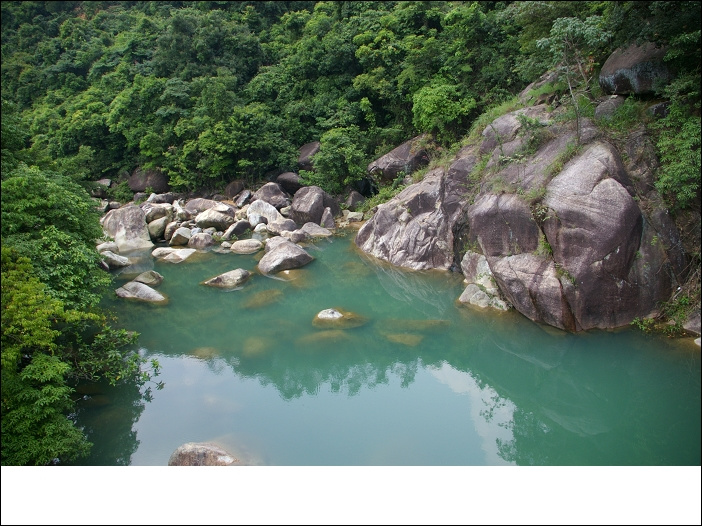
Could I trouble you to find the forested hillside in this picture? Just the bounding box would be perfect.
[1,1,700,465]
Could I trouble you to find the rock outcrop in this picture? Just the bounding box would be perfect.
[355,101,678,332]
[355,160,470,271]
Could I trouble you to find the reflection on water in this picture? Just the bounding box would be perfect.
[74,230,701,466]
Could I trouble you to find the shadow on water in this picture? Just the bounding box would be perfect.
[84,230,700,466]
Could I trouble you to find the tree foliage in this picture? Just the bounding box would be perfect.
[1,99,155,465]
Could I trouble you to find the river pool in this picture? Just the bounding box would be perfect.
[71,227,701,467]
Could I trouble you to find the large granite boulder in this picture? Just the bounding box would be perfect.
[266,217,298,236]
[147,215,170,241]
[128,167,169,193]
[188,232,215,249]
[152,247,198,263]
[289,186,340,226]
[133,270,163,287]
[230,239,264,254]
[320,207,335,229]
[252,182,291,210]
[101,250,131,270]
[491,254,576,331]
[184,198,220,215]
[222,220,252,240]
[169,226,192,246]
[141,202,174,223]
[194,205,236,230]
[289,186,325,226]
[101,204,154,253]
[225,180,245,199]
[599,42,672,95]
[299,222,333,238]
[539,142,671,330]
[467,193,541,257]
[246,199,283,225]
[367,135,430,183]
[258,239,314,275]
[146,192,178,204]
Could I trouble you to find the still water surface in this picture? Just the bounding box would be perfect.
[73,228,701,466]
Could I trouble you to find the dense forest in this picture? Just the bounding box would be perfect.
[1,1,700,465]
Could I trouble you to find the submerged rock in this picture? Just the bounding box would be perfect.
[297,329,352,347]
[242,289,283,309]
[312,308,368,329]
[133,270,164,287]
[383,332,424,346]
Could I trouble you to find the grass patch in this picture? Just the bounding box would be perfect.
[356,183,407,215]
[524,80,568,105]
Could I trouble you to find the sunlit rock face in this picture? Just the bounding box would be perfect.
[101,204,154,253]
[258,239,314,275]
[354,168,460,271]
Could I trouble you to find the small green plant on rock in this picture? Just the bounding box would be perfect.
[555,263,577,286]
[516,113,553,155]
[537,235,553,257]
[531,203,552,224]
[631,317,656,333]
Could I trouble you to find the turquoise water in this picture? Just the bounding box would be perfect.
[73,228,701,466]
